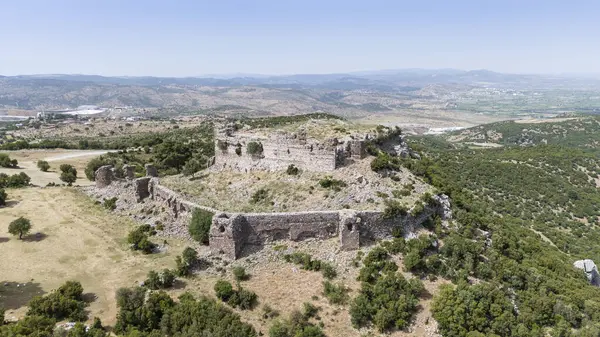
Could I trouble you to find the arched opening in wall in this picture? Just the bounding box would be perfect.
[219,225,226,233]
[346,223,353,232]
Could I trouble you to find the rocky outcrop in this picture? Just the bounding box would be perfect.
[574,259,600,286]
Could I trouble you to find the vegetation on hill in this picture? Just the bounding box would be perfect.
[83,123,214,178]
[392,116,600,336]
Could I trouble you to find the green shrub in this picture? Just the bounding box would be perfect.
[36,160,50,172]
[0,172,31,188]
[318,176,346,191]
[214,280,234,302]
[103,197,118,211]
[233,266,250,282]
[189,208,214,245]
[145,269,176,290]
[322,281,349,305]
[286,164,300,175]
[0,188,6,206]
[27,281,87,321]
[269,309,326,337]
[250,188,269,203]
[262,304,280,319]
[175,247,200,277]
[247,141,263,156]
[228,288,258,310]
[127,226,156,254]
[383,199,409,219]
[0,154,18,168]
[283,252,337,279]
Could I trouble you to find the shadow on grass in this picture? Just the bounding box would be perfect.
[172,279,187,290]
[22,232,48,242]
[82,292,98,304]
[4,200,20,208]
[0,281,46,310]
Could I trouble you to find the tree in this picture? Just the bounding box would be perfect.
[60,164,78,185]
[0,188,6,206]
[8,217,31,239]
[189,209,213,245]
[37,160,50,172]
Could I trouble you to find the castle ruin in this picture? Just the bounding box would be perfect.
[92,164,452,259]
[212,122,367,172]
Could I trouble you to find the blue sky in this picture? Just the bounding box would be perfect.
[1,0,599,76]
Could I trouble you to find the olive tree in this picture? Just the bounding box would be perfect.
[8,217,32,239]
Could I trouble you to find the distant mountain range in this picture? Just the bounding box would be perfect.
[5,69,600,89]
[2,69,600,116]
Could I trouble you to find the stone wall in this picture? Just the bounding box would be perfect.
[213,124,367,172]
[98,171,451,260]
[214,133,339,172]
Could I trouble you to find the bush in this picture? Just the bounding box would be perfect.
[318,176,346,191]
[233,266,250,282]
[286,164,300,175]
[250,188,269,204]
[235,145,242,156]
[189,209,214,245]
[0,172,31,188]
[114,288,256,336]
[383,199,409,219]
[36,160,50,172]
[103,197,118,211]
[214,280,234,302]
[145,269,176,290]
[229,288,258,310]
[0,188,6,206]
[322,281,349,305]
[246,141,263,156]
[283,252,337,279]
[0,154,18,168]
[215,280,258,310]
[269,309,326,337]
[176,247,199,276]
[127,226,156,254]
[27,281,87,321]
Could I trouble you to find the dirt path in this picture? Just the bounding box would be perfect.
[44,151,111,162]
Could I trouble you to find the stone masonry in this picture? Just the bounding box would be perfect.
[213,123,368,172]
[94,171,452,259]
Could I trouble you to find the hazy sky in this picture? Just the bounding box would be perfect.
[1,0,599,76]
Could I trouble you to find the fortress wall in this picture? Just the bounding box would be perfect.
[240,211,340,245]
[122,176,449,259]
[214,134,337,172]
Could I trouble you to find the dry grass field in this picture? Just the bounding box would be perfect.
[0,187,445,336]
[0,187,189,325]
[162,158,433,213]
[0,150,110,186]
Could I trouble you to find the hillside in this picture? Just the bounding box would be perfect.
[394,115,600,335]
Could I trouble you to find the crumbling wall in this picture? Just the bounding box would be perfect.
[95,165,115,188]
[214,133,339,172]
[120,176,451,259]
